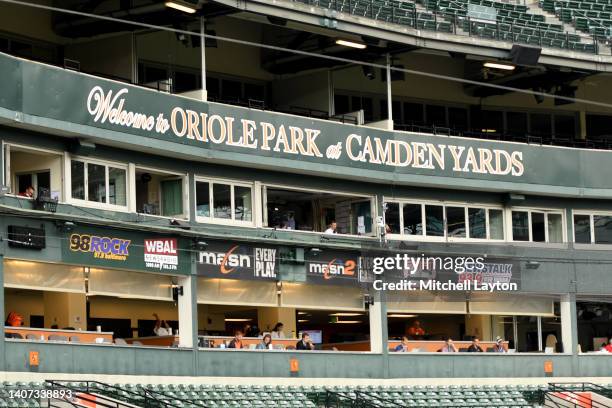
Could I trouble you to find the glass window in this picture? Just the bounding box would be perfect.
[108,167,126,206]
[547,213,563,243]
[506,112,528,137]
[87,163,106,203]
[404,102,424,124]
[425,105,446,126]
[195,181,210,217]
[468,208,486,239]
[213,184,231,219]
[403,204,422,235]
[448,107,468,130]
[530,113,552,137]
[384,202,400,234]
[531,212,545,242]
[36,171,50,192]
[446,206,466,238]
[425,205,444,237]
[573,214,591,243]
[489,209,504,240]
[593,215,612,244]
[554,115,575,139]
[234,186,252,221]
[160,179,183,217]
[71,160,85,200]
[512,211,530,241]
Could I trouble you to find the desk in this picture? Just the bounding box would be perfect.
[388,340,509,352]
[199,335,299,349]
[125,336,179,347]
[5,327,113,344]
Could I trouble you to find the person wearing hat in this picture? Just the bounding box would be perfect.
[493,337,507,353]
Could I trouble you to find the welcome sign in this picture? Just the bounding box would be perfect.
[8,51,612,196]
[86,86,524,177]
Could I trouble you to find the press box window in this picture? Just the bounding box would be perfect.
[5,145,62,199]
[265,187,373,235]
[512,210,564,243]
[572,213,612,244]
[70,159,127,207]
[385,202,504,240]
[135,170,185,218]
[196,180,252,223]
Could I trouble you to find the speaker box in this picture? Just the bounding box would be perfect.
[509,44,542,66]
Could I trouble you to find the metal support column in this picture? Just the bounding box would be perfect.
[200,16,208,101]
[386,54,393,130]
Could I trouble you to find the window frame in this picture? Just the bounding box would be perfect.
[194,176,255,226]
[508,207,566,244]
[383,198,506,243]
[573,210,612,246]
[262,183,377,237]
[3,143,64,200]
[133,165,189,220]
[67,155,129,211]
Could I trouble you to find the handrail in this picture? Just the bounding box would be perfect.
[547,382,612,408]
[45,380,186,408]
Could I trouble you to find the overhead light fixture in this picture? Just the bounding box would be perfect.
[335,39,367,49]
[329,313,363,317]
[298,319,309,323]
[297,311,308,315]
[165,1,197,13]
[526,260,541,269]
[334,320,363,324]
[388,314,418,318]
[481,128,497,133]
[483,61,516,71]
[224,318,252,322]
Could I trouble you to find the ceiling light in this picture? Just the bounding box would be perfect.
[333,320,363,324]
[483,61,516,71]
[298,312,308,315]
[335,39,367,49]
[481,128,497,133]
[224,318,252,322]
[388,314,418,318]
[329,313,363,317]
[165,1,197,13]
[298,319,309,323]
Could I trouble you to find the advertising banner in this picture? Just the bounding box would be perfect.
[61,227,190,274]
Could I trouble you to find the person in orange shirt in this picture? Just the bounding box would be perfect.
[228,330,244,349]
[5,312,24,327]
[604,338,612,353]
[406,320,425,339]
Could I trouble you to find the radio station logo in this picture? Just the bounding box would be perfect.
[144,238,179,271]
[198,245,276,278]
[69,233,130,261]
[308,258,357,280]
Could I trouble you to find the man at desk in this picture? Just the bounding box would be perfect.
[406,320,426,339]
[153,313,171,336]
[394,336,410,352]
[296,332,315,350]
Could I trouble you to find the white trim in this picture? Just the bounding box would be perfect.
[194,176,255,227]
[67,155,129,212]
[133,165,189,220]
[3,143,64,198]
[509,207,566,243]
[262,183,377,236]
[383,198,506,243]
[572,210,612,245]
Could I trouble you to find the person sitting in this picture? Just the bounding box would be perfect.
[228,330,244,349]
[604,338,612,353]
[296,332,315,350]
[153,313,171,336]
[256,334,273,350]
[271,322,285,338]
[5,312,24,327]
[406,320,426,339]
[467,337,484,352]
[324,221,337,234]
[440,337,458,352]
[493,337,507,353]
[394,336,410,352]
[18,186,35,198]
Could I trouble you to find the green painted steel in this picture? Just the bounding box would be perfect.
[4,341,610,378]
[1,53,612,197]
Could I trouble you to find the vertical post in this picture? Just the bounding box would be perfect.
[536,316,543,351]
[131,32,138,84]
[200,16,208,101]
[386,54,393,130]
[0,251,5,372]
[328,70,335,118]
[560,293,577,355]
